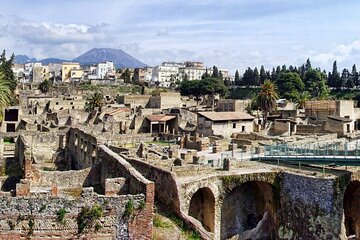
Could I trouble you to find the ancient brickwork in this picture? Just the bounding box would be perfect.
[0,188,145,239]
[278,172,346,239]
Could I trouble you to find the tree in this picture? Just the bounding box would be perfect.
[84,92,104,112]
[0,72,12,121]
[202,68,210,79]
[340,68,354,88]
[328,61,341,88]
[256,80,278,127]
[219,70,223,80]
[275,72,305,101]
[242,67,254,86]
[211,66,219,78]
[234,70,241,86]
[253,67,260,86]
[39,79,51,93]
[179,80,202,104]
[304,69,329,99]
[259,65,267,84]
[0,50,16,93]
[295,91,310,109]
[351,64,359,87]
[305,58,312,71]
[201,77,227,98]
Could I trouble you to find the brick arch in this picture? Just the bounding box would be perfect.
[188,187,216,232]
[219,172,278,198]
[220,179,279,239]
[185,180,221,211]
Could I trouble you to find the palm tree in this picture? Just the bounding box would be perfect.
[84,92,104,112]
[256,80,278,128]
[0,72,12,121]
[295,91,310,109]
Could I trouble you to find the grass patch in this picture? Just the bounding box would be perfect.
[169,214,201,240]
[153,215,172,229]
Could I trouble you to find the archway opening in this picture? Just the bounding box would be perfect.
[188,187,215,232]
[221,181,277,240]
[344,181,360,238]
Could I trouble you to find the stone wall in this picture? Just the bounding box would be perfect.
[270,121,290,136]
[65,128,99,169]
[296,123,326,134]
[0,188,147,239]
[32,167,99,188]
[121,155,180,211]
[278,172,346,239]
[98,145,155,239]
[12,129,155,239]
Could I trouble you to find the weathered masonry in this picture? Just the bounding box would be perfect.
[123,152,360,240]
[0,128,154,239]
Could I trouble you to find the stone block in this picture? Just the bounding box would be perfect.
[16,179,30,196]
[169,149,178,158]
[228,143,238,151]
[223,158,236,171]
[51,185,59,196]
[193,155,205,165]
[213,145,222,153]
[187,149,197,156]
[105,177,127,196]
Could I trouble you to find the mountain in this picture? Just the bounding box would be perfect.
[14,55,68,65]
[40,58,69,64]
[72,48,147,68]
[14,55,37,64]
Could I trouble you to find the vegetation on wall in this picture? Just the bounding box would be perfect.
[77,205,103,234]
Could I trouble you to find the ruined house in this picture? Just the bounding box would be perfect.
[197,111,255,137]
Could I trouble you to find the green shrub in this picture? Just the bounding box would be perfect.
[95,223,102,232]
[139,199,146,210]
[77,205,103,234]
[56,208,67,223]
[28,217,34,235]
[124,200,135,217]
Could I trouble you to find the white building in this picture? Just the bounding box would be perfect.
[179,67,206,81]
[151,62,182,87]
[145,67,153,82]
[151,61,230,87]
[88,61,115,80]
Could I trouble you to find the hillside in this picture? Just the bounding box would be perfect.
[72,48,147,68]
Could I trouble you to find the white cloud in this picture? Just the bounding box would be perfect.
[13,22,110,44]
[308,41,360,69]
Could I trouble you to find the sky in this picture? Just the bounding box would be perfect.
[1,0,360,74]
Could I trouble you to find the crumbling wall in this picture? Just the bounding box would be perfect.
[270,121,290,136]
[0,188,146,239]
[296,123,326,134]
[32,167,99,188]
[98,145,155,239]
[122,155,180,211]
[278,173,346,239]
[65,128,99,169]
